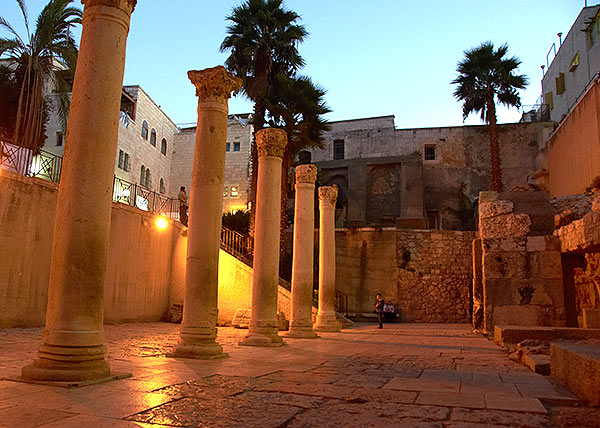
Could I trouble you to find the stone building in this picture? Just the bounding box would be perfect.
[542,5,600,122]
[170,114,253,213]
[307,116,553,230]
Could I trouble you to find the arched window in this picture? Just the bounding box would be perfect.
[140,165,146,184]
[141,121,149,140]
[161,138,167,155]
[159,178,166,194]
[145,169,152,188]
[150,129,157,147]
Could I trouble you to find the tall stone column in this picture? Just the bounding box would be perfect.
[285,165,318,339]
[314,186,342,332]
[240,128,287,347]
[22,0,136,381]
[172,67,241,359]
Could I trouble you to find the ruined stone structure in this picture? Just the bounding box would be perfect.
[309,116,552,229]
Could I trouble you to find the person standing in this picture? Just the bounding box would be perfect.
[178,186,188,227]
[375,293,385,329]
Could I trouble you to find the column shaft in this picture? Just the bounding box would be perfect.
[286,165,318,338]
[22,0,136,382]
[172,67,241,359]
[315,186,341,332]
[240,128,287,347]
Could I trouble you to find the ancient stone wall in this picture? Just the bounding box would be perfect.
[478,192,566,333]
[334,228,476,322]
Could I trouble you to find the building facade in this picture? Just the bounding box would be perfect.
[542,5,600,122]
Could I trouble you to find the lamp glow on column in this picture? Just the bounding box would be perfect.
[156,216,168,230]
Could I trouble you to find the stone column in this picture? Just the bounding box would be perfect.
[285,165,318,339]
[172,67,241,359]
[22,0,136,382]
[314,186,342,332]
[240,128,287,347]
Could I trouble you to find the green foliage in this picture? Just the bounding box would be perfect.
[451,41,527,123]
[222,209,251,235]
[0,65,20,142]
[0,0,82,150]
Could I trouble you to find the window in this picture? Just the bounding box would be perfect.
[118,150,124,169]
[427,210,439,230]
[161,138,167,155]
[230,186,239,197]
[544,91,554,110]
[226,142,231,152]
[333,139,344,160]
[159,178,166,194]
[124,153,131,171]
[145,169,152,188]
[150,129,157,147]
[233,142,240,152]
[424,145,436,161]
[141,120,149,140]
[223,186,228,197]
[55,132,63,147]
[140,165,146,184]
[569,52,579,72]
[555,72,566,95]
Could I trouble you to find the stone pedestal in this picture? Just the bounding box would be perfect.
[240,129,287,347]
[22,0,136,382]
[172,67,241,359]
[285,165,318,339]
[314,186,342,332]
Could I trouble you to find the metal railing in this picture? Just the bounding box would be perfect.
[335,289,349,316]
[112,176,179,218]
[0,141,62,183]
[220,226,253,263]
[519,103,551,123]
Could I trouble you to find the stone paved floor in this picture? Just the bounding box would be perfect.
[1,323,598,427]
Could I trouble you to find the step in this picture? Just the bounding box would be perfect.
[551,340,600,406]
[494,325,600,347]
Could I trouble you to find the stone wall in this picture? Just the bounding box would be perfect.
[170,116,253,212]
[334,227,476,322]
[477,192,566,333]
[0,171,179,327]
[547,78,600,197]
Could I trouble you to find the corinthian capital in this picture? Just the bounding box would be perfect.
[295,164,317,185]
[82,0,137,14]
[318,185,338,205]
[188,66,242,101]
[256,128,287,159]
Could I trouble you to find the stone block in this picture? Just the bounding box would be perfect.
[538,252,563,279]
[231,308,251,328]
[526,236,547,252]
[479,200,514,220]
[168,303,183,323]
[493,305,542,327]
[480,213,531,238]
[482,237,526,252]
[277,312,289,331]
[395,217,427,229]
[583,309,600,328]
[495,325,600,346]
[479,191,499,203]
[551,340,600,406]
[483,252,527,280]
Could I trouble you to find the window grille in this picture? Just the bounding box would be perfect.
[333,139,344,160]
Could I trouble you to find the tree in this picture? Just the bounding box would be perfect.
[220,0,307,235]
[0,0,81,151]
[451,41,527,192]
[266,73,331,248]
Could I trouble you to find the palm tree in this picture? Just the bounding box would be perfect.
[266,73,331,250]
[0,0,81,151]
[451,41,527,192]
[220,0,307,235]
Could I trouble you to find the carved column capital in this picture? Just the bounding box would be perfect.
[188,66,242,102]
[295,165,317,185]
[256,128,287,159]
[82,0,137,14]
[318,185,338,206]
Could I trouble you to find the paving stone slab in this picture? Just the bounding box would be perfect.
[516,382,580,405]
[460,380,520,395]
[0,404,77,428]
[384,377,460,393]
[450,407,551,427]
[484,393,547,414]
[415,391,486,409]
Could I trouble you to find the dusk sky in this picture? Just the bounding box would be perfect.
[1,1,593,128]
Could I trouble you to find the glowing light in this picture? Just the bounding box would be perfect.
[155,216,168,230]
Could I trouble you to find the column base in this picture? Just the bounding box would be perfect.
[168,342,227,360]
[22,346,110,382]
[239,332,284,347]
[314,312,342,332]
